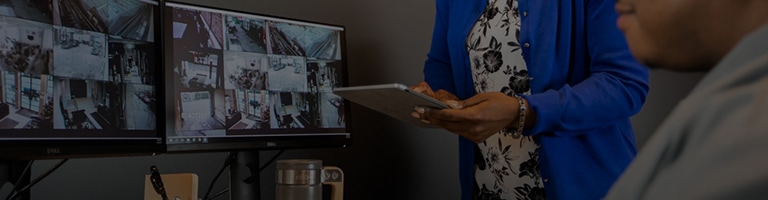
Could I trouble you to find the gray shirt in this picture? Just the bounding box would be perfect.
[605,23,768,199]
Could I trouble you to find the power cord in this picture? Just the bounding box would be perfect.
[243,150,285,184]
[258,150,285,172]
[4,161,33,200]
[202,152,236,200]
[205,187,229,200]
[5,159,69,200]
[203,150,285,200]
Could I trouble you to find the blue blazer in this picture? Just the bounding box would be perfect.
[423,0,650,199]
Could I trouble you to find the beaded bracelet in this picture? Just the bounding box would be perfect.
[512,94,526,137]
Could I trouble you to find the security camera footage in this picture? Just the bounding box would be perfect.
[167,2,347,144]
[0,0,158,136]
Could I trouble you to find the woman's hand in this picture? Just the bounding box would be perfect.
[411,88,524,143]
[409,81,460,102]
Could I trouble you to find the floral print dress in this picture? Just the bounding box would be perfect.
[466,0,544,199]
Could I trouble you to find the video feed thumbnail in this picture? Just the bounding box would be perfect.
[0,71,54,129]
[53,25,108,81]
[306,60,343,93]
[224,14,266,54]
[319,93,344,128]
[267,55,307,92]
[0,0,54,24]
[175,89,226,134]
[107,0,157,42]
[225,89,270,130]
[108,38,156,85]
[174,50,220,90]
[268,21,342,60]
[125,82,155,130]
[223,51,267,91]
[53,77,155,130]
[54,0,109,33]
[0,16,53,75]
[270,91,321,129]
[268,91,345,129]
[170,6,223,50]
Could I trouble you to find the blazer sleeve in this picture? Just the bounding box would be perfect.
[423,0,457,94]
[523,0,650,136]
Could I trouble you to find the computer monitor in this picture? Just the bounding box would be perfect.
[0,0,164,160]
[162,2,351,199]
[162,1,351,153]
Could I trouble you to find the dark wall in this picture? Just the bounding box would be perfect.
[630,70,706,148]
[0,0,706,200]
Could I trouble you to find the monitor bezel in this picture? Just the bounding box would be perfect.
[0,0,167,160]
[162,1,352,153]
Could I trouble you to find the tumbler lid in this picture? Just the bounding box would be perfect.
[276,159,323,170]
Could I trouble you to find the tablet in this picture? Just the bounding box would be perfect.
[333,83,449,128]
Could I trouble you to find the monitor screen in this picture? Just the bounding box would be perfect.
[0,0,164,160]
[163,1,351,152]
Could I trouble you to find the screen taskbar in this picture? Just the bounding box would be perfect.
[0,137,161,141]
[168,133,351,144]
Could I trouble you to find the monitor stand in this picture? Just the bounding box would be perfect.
[229,151,261,200]
[0,163,7,187]
[0,161,31,200]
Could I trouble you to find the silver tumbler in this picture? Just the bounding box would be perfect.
[276,159,323,200]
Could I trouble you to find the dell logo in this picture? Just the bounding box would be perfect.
[46,147,61,154]
[267,142,277,147]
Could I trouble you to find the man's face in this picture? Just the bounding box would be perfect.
[615,0,725,71]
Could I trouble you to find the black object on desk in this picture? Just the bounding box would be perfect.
[150,165,169,200]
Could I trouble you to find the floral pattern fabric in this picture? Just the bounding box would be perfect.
[466,0,544,199]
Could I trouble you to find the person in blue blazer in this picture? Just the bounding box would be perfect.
[410,0,649,199]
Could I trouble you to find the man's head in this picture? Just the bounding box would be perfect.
[615,0,768,71]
